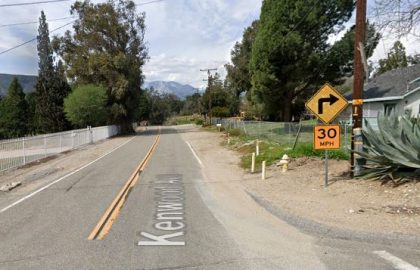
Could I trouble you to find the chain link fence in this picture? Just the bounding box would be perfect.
[218,119,353,151]
[0,125,120,172]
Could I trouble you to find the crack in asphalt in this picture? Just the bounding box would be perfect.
[136,255,286,270]
[0,252,59,265]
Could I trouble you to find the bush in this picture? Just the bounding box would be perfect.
[356,113,420,181]
[64,84,108,128]
[288,143,349,160]
[228,128,242,137]
[211,106,230,118]
[195,119,204,125]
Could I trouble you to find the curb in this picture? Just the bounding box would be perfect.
[247,191,420,249]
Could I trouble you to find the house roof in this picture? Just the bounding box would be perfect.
[345,64,420,100]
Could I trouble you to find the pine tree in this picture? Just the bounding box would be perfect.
[0,78,29,139]
[376,41,409,76]
[35,11,70,133]
[249,0,355,121]
[26,92,38,134]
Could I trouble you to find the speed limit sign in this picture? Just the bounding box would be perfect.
[313,125,341,150]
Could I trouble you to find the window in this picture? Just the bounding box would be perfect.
[384,103,396,115]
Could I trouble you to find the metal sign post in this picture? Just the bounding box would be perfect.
[325,150,329,188]
[306,84,347,189]
[313,125,340,188]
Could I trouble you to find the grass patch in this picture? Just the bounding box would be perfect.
[240,141,285,170]
[288,143,349,160]
[165,115,204,126]
[200,123,350,171]
[238,140,349,171]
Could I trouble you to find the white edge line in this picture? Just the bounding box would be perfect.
[0,136,136,214]
[186,142,203,167]
[374,250,419,270]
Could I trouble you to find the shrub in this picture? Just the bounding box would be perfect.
[211,106,230,118]
[64,84,108,128]
[228,128,242,137]
[288,143,348,160]
[356,113,420,182]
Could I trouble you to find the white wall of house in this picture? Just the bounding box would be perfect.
[403,89,420,116]
[363,102,384,117]
[361,101,405,118]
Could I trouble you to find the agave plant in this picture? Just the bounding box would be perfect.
[355,112,420,182]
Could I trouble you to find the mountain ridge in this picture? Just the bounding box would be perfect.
[144,81,198,100]
[0,74,197,100]
[0,73,37,96]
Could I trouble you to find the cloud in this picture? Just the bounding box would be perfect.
[0,0,77,74]
[0,0,262,84]
[144,54,226,88]
[142,0,261,86]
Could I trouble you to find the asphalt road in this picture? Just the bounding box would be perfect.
[0,126,419,269]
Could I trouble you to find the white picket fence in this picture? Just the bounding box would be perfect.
[0,125,120,172]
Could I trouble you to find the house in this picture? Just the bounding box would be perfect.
[344,64,420,119]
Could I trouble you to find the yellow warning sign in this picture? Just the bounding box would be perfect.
[305,83,348,124]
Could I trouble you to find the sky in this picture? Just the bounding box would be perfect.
[0,0,418,89]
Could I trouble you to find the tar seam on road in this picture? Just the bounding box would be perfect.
[373,250,419,270]
[0,136,136,214]
[186,142,203,167]
[88,130,161,240]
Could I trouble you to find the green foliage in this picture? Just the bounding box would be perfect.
[64,84,108,128]
[328,21,381,76]
[53,0,148,133]
[0,78,29,139]
[195,119,204,126]
[25,92,38,134]
[202,73,234,118]
[35,11,71,133]
[141,90,184,125]
[228,128,242,137]
[250,0,357,121]
[376,41,408,76]
[287,143,348,160]
[239,141,348,170]
[356,113,420,182]
[211,106,230,118]
[164,115,203,126]
[181,93,202,115]
[225,20,259,114]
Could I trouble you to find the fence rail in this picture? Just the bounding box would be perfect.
[0,125,120,172]
[218,119,353,150]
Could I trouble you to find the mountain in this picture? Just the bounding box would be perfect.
[144,81,198,100]
[0,76,198,101]
[0,74,37,96]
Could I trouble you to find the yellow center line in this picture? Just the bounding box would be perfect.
[88,129,161,240]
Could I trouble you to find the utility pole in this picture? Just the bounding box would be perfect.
[200,68,218,125]
[351,0,367,177]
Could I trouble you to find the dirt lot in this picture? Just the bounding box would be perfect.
[185,127,420,236]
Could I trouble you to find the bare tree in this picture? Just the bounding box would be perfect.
[374,0,420,37]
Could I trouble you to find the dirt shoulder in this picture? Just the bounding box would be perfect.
[0,134,136,197]
[183,126,420,237]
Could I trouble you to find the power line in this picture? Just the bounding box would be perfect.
[0,0,69,8]
[0,20,75,56]
[0,0,165,56]
[135,0,166,6]
[0,16,75,28]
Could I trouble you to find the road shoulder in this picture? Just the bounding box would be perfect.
[182,125,420,248]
